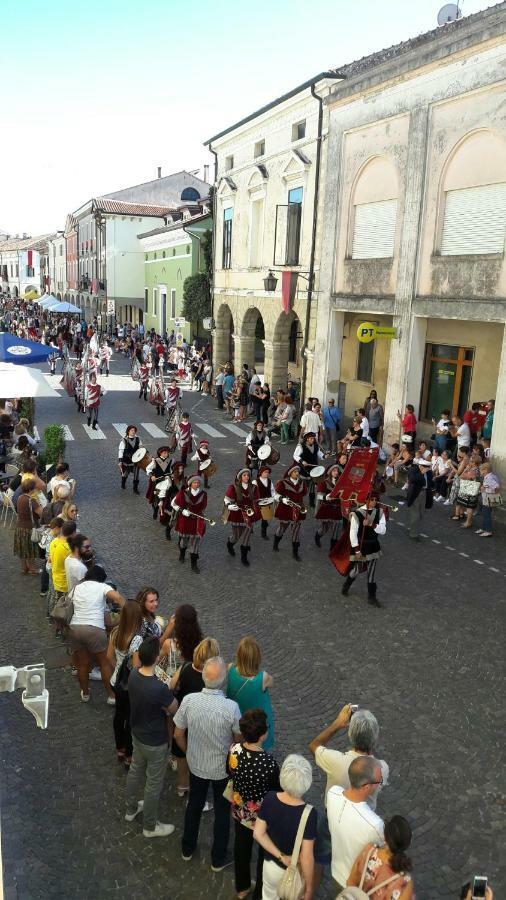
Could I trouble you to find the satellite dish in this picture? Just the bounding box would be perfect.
[437,3,462,25]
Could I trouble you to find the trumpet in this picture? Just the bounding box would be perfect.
[187,512,216,527]
[284,498,307,514]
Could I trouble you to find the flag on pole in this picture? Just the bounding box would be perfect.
[281,271,298,314]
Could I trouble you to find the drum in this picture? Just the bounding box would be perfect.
[257,444,281,465]
[200,459,218,476]
[156,476,172,496]
[132,447,152,471]
[258,497,274,521]
[310,465,326,480]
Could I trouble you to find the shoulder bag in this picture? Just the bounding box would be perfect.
[337,844,405,898]
[277,804,312,900]
[482,492,502,507]
[29,498,44,544]
[52,586,76,626]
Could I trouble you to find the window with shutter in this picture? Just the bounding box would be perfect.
[351,199,397,259]
[441,183,506,255]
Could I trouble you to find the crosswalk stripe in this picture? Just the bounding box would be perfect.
[33,427,40,441]
[82,424,106,440]
[62,425,74,441]
[194,423,225,438]
[222,423,250,438]
[112,423,128,436]
[141,422,167,438]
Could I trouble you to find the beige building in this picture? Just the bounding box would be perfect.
[205,73,343,394]
[312,2,506,473]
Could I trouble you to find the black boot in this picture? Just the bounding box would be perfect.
[190,553,200,573]
[121,476,127,490]
[315,531,321,548]
[179,546,186,562]
[226,539,236,557]
[240,546,250,567]
[133,480,140,495]
[152,505,158,520]
[87,416,91,426]
[367,582,383,608]
[92,422,97,430]
[341,575,353,596]
[261,520,269,541]
[165,525,172,541]
[273,534,282,552]
[292,541,301,562]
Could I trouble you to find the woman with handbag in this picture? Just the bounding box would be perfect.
[228,709,280,900]
[344,815,414,899]
[13,478,42,574]
[254,754,317,900]
[107,600,143,768]
[452,450,482,528]
[476,462,502,537]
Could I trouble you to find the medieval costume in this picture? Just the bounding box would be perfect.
[176,414,193,467]
[252,463,276,541]
[85,374,102,429]
[315,462,342,548]
[223,468,261,566]
[118,425,141,494]
[245,421,270,471]
[341,494,386,607]
[273,464,308,561]
[158,461,185,540]
[145,446,173,518]
[172,475,208,573]
[191,439,215,488]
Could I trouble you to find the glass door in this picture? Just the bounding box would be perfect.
[421,344,474,420]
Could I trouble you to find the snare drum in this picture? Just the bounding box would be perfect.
[257,444,280,465]
[258,497,274,521]
[156,476,172,497]
[200,458,218,476]
[310,465,326,480]
[132,447,152,471]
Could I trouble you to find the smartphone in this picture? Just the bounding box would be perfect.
[350,704,359,714]
[472,876,488,899]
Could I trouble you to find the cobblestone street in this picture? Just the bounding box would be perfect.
[1,357,505,900]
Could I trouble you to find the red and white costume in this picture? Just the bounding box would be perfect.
[224,469,261,565]
[176,420,193,466]
[99,344,112,374]
[252,465,275,540]
[273,465,308,559]
[315,465,342,546]
[172,480,208,571]
[85,379,102,428]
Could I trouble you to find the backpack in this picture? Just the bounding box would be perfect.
[336,846,405,898]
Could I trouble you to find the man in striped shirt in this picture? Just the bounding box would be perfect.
[174,657,241,871]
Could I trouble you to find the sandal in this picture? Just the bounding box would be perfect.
[451,516,460,521]
[177,787,189,797]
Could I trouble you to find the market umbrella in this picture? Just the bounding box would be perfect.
[47,301,81,314]
[23,290,40,300]
[37,294,59,306]
[0,332,57,365]
[0,362,61,398]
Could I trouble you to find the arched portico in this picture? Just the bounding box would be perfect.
[236,306,265,374]
[214,303,235,367]
[265,309,303,391]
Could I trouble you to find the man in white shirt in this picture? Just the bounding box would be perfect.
[357,408,370,439]
[327,755,385,890]
[299,402,322,438]
[450,415,471,451]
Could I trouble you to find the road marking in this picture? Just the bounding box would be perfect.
[396,521,405,527]
[33,427,40,441]
[445,546,455,551]
[490,567,500,573]
[112,423,128,436]
[474,559,484,565]
[432,539,441,544]
[459,552,469,558]
[194,423,225,438]
[420,533,428,538]
[141,422,167,438]
[61,425,74,441]
[82,424,106,440]
[222,423,249,438]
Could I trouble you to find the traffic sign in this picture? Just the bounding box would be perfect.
[357,322,397,343]
[175,332,184,347]
[106,299,115,316]
[174,317,186,328]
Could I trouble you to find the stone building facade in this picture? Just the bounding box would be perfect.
[312,3,506,472]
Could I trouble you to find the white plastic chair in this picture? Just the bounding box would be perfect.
[1,492,16,527]
[5,464,19,478]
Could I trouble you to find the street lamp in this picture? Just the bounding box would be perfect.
[263,271,278,292]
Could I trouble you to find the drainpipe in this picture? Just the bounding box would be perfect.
[299,76,343,409]
[208,144,218,360]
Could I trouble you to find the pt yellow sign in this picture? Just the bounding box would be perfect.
[357,322,398,343]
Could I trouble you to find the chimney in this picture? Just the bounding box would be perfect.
[204,164,209,182]
[157,167,162,179]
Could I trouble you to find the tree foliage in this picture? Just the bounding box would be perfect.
[182,273,211,325]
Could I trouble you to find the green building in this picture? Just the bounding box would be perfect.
[138,206,212,341]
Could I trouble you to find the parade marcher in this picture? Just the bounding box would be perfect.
[245,421,270,472]
[224,468,261,567]
[145,446,173,519]
[149,373,165,416]
[315,462,342,549]
[293,432,325,507]
[87,351,99,378]
[99,341,112,376]
[158,461,185,540]
[138,359,150,400]
[172,475,208,573]
[252,463,276,541]
[165,376,181,428]
[118,425,141,494]
[341,493,386,607]
[85,372,102,430]
[273,464,308,561]
[191,438,215,489]
[74,361,84,412]
[176,412,193,468]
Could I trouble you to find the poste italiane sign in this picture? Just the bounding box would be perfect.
[357,322,398,343]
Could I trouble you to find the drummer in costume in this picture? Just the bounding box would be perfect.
[341,492,386,608]
[245,421,270,471]
[223,468,261,567]
[172,475,208,573]
[315,462,342,549]
[176,412,193,467]
[138,360,150,400]
[85,372,103,430]
[158,461,185,540]
[252,463,276,541]
[145,446,172,519]
[99,341,112,376]
[273,463,308,561]
[191,439,215,488]
[118,425,141,494]
[293,432,325,507]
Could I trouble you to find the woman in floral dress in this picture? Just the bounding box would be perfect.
[346,815,414,899]
[227,709,280,900]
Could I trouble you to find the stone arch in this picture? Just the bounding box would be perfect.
[214,302,235,367]
[267,309,303,391]
[238,306,265,371]
[56,292,62,301]
[13,286,19,298]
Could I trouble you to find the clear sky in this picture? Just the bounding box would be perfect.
[0,0,493,236]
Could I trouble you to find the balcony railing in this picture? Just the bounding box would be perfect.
[79,278,90,290]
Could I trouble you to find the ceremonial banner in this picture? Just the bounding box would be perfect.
[281,271,298,314]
